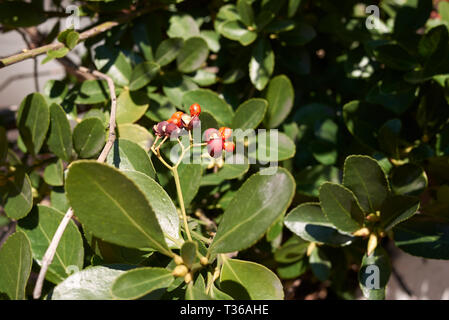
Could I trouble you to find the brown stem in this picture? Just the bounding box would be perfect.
[0,5,162,69]
[32,67,117,300]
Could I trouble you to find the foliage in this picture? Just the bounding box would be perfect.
[1,0,449,301]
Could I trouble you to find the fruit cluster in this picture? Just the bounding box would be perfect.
[152,103,201,138]
[204,126,235,158]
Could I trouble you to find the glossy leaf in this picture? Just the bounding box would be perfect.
[117,123,153,151]
[0,231,32,300]
[237,0,254,26]
[155,38,184,67]
[47,103,73,162]
[264,75,294,129]
[343,155,390,212]
[182,89,234,126]
[116,89,149,124]
[17,205,84,284]
[319,182,364,233]
[358,247,391,300]
[129,62,160,91]
[394,216,449,260]
[284,203,354,245]
[380,195,420,231]
[249,38,274,91]
[123,170,180,248]
[181,241,197,269]
[107,139,156,179]
[167,14,200,40]
[43,159,64,186]
[232,98,268,130]
[51,266,128,300]
[310,246,332,282]
[220,258,283,300]
[209,168,295,254]
[3,169,33,220]
[177,163,202,207]
[17,93,50,155]
[220,20,257,46]
[111,267,173,300]
[177,37,209,73]
[65,161,171,256]
[94,46,132,87]
[247,131,296,162]
[75,80,110,104]
[73,118,106,158]
[390,163,428,196]
[185,282,213,300]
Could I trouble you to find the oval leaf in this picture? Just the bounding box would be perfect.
[47,103,73,162]
[177,37,209,74]
[73,118,106,158]
[232,98,268,130]
[264,75,294,129]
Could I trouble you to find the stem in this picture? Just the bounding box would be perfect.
[172,166,192,241]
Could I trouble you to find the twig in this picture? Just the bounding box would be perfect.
[16,29,39,92]
[33,67,117,300]
[0,5,162,69]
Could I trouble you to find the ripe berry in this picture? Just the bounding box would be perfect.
[223,141,235,153]
[168,116,182,128]
[171,111,184,121]
[189,103,201,117]
[153,121,169,136]
[165,123,181,137]
[204,128,220,142]
[218,127,232,140]
[207,139,223,158]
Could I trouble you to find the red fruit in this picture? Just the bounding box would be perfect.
[207,139,223,158]
[223,141,235,153]
[204,128,220,142]
[171,111,184,121]
[218,127,232,140]
[190,103,201,117]
[165,123,181,137]
[168,116,183,128]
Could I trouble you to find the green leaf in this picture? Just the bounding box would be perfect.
[319,182,364,233]
[181,241,198,269]
[94,46,132,87]
[379,195,420,231]
[111,267,174,300]
[200,30,221,53]
[177,37,209,73]
[123,170,180,248]
[73,118,106,158]
[439,1,449,24]
[177,163,202,207]
[210,283,234,300]
[288,0,302,18]
[237,0,254,26]
[129,62,160,91]
[3,169,33,220]
[390,163,428,196]
[107,139,156,179]
[43,159,64,186]
[42,47,69,64]
[220,258,283,300]
[162,72,198,106]
[17,205,84,284]
[274,236,308,263]
[66,161,171,256]
[65,31,79,50]
[220,20,257,46]
[394,216,449,260]
[249,38,275,91]
[284,203,354,245]
[209,168,295,254]
[201,156,249,186]
[279,22,316,46]
[277,259,308,280]
[167,14,200,40]
[185,282,213,300]
[232,98,268,130]
[146,93,177,122]
[264,75,294,128]
[155,38,184,67]
[75,80,110,104]
[296,165,340,197]
[17,93,50,155]
[358,247,391,300]
[51,266,129,300]
[116,89,149,124]
[182,89,234,126]
[50,187,70,213]
[43,80,68,105]
[247,131,296,162]
[47,103,73,162]
[117,123,153,151]
[310,246,331,282]
[0,231,32,300]
[190,69,217,86]
[342,155,390,213]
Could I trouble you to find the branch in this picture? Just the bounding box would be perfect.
[32,67,117,300]
[0,5,162,69]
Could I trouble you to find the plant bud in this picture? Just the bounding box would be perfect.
[172,264,188,277]
[367,233,378,256]
[353,227,370,237]
[307,242,316,257]
[174,255,184,265]
[207,139,223,158]
[184,272,193,284]
[200,256,208,266]
[204,128,220,142]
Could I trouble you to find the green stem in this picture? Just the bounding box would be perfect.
[173,166,192,241]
